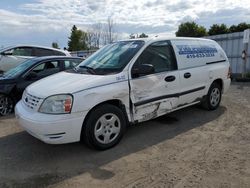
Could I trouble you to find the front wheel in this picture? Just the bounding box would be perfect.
[202,82,222,110]
[0,94,14,116]
[82,104,126,150]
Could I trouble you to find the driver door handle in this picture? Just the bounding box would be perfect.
[165,75,176,82]
[184,72,191,79]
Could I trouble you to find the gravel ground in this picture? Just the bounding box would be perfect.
[0,82,250,188]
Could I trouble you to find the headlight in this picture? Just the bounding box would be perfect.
[39,94,73,114]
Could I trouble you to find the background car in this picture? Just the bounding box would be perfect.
[0,45,71,73]
[0,56,82,116]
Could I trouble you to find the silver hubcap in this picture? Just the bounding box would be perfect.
[94,113,121,144]
[210,88,220,107]
[0,95,13,116]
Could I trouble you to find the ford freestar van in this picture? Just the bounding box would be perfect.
[15,37,231,150]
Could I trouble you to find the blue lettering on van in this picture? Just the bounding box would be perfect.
[176,45,218,58]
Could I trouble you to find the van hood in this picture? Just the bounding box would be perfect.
[26,71,127,98]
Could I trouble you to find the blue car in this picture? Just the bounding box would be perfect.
[0,56,82,116]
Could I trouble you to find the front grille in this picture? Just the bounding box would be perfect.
[22,91,43,110]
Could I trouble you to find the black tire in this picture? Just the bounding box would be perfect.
[82,104,127,150]
[202,82,222,110]
[0,94,14,116]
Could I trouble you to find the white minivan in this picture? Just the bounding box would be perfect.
[15,37,231,150]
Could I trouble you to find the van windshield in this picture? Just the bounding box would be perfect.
[75,40,145,75]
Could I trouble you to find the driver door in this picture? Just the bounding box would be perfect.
[129,41,180,122]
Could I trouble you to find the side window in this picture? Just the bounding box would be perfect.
[34,48,54,56]
[64,59,81,69]
[31,61,60,77]
[133,41,177,74]
[53,50,65,56]
[12,47,33,56]
[64,60,71,69]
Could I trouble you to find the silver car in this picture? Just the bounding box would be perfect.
[0,45,71,73]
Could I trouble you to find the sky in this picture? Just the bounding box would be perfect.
[0,0,250,49]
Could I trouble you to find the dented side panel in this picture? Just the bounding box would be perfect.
[129,71,180,122]
[134,99,175,122]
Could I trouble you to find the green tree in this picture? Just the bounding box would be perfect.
[52,42,59,49]
[208,24,229,35]
[229,22,250,33]
[68,25,88,51]
[80,30,88,50]
[138,33,148,38]
[176,21,207,37]
[229,25,238,33]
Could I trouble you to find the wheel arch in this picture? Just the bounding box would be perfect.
[0,91,15,115]
[212,78,223,93]
[0,84,17,100]
[80,99,129,140]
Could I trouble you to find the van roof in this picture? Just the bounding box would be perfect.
[120,37,213,43]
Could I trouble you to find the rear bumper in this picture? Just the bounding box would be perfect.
[15,101,86,144]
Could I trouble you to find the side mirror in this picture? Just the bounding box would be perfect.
[131,64,155,78]
[26,72,38,80]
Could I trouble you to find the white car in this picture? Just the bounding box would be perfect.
[0,45,71,73]
[15,37,231,150]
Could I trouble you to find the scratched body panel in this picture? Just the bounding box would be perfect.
[130,71,180,122]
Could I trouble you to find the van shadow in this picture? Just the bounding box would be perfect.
[0,106,226,188]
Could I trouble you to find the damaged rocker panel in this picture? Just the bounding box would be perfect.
[134,86,205,107]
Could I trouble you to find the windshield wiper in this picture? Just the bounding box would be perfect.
[79,65,96,74]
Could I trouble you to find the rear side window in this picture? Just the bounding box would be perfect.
[64,59,82,69]
[31,60,61,77]
[133,41,177,74]
[12,47,33,56]
[34,48,54,56]
[33,61,59,72]
[53,50,66,56]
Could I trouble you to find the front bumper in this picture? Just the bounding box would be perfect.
[15,101,86,144]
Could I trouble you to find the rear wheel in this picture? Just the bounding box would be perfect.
[82,104,126,150]
[0,94,14,116]
[202,82,222,110]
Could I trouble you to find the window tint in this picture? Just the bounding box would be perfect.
[31,61,60,77]
[35,48,54,56]
[12,47,33,56]
[133,41,177,74]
